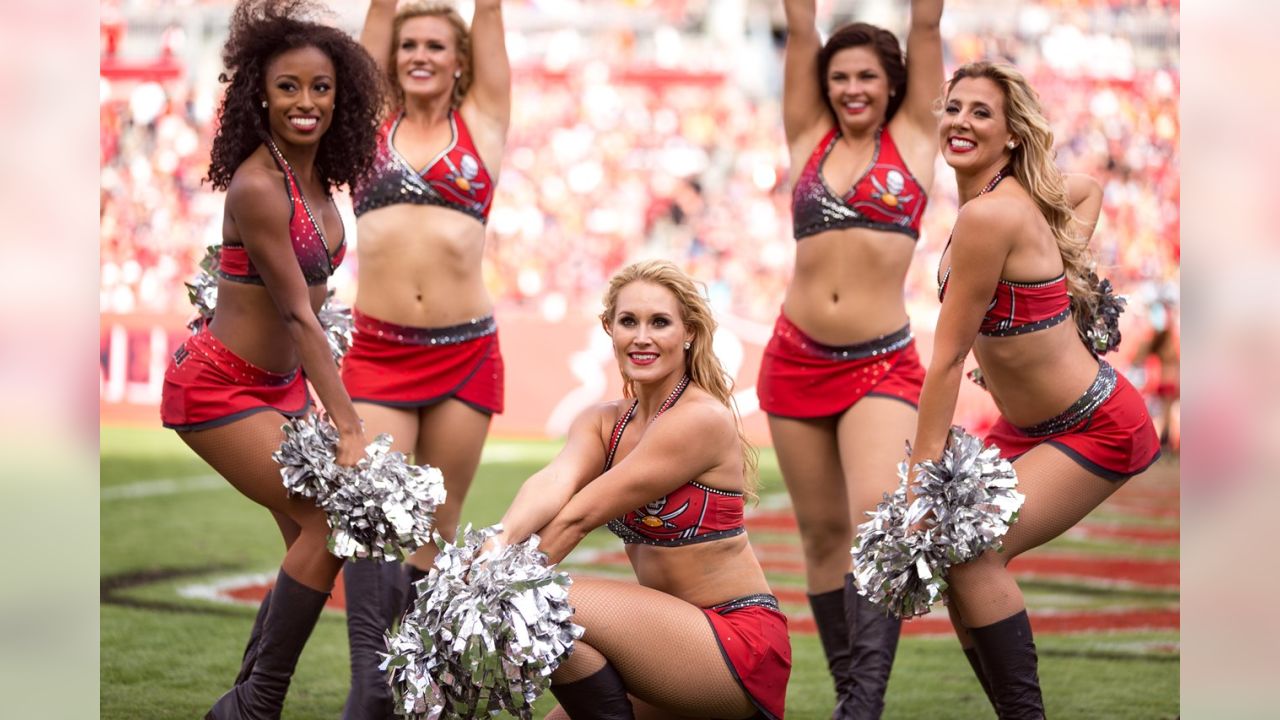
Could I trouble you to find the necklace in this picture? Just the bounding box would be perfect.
[978,165,1011,197]
[650,374,691,422]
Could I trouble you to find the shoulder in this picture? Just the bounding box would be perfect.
[662,391,736,441]
[952,192,1027,248]
[226,158,290,225]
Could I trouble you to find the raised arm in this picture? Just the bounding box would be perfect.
[782,0,829,147]
[911,200,1013,464]
[536,401,737,564]
[228,169,366,465]
[897,0,945,138]
[360,0,398,76]
[463,0,511,132]
[1064,173,1104,244]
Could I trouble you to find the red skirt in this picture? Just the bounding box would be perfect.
[986,370,1160,481]
[341,310,504,414]
[160,325,310,432]
[703,595,792,720]
[757,312,924,418]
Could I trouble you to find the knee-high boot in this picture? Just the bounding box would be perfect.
[341,560,407,719]
[969,610,1044,720]
[963,647,998,713]
[549,662,635,720]
[206,569,330,720]
[807,585,855,717]
[233,590,271,686]
[843,575,901,719]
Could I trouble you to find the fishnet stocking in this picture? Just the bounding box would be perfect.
[554,578,757,719]
[178,412,342,592]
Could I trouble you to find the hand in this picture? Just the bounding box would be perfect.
[334,423,368,468]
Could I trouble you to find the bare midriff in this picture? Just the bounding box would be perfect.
[782,225,916,346]
[974,319,1103,428]
[207,281,329,374]
[625,534,772,608]
[354,203,492,327]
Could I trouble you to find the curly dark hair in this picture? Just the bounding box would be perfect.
[206,0,384,192]
[817,22,907,125]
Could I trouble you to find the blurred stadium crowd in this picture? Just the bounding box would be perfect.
[100,0,1178,331]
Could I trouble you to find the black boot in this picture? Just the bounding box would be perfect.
[969,610,1044,719]
[549,662,635,720]
[341,560,407,719]
[233,590,271,686]
[843,575,901,719]
[808,585,854,718]
[206,569,330,720]
[963,646,998,713]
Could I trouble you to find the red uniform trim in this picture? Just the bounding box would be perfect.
[340,310,504,414]
[702,602,792,719]
[986,372,1161,481]
[160,325,311,431]
[757,312,924,418]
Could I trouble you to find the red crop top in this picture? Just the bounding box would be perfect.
[352,109,494,223]
[603,376,747,547]
[937,238,1073,337]
[792,126,928,241]
[218,138,346,287]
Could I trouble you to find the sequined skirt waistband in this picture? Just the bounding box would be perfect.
[1018,360,1117,437]
[707,593,781,614]
[353,310,496,346]
[786,318,913,361]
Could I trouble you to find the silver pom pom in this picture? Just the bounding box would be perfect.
[384,525,583,719]
[319,290,353,364]
[273,413,446,561]
[1080,269,1127,355]
[852,427,1024,618]
[184,245,221,333]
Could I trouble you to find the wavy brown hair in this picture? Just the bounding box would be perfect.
[206,0,384,192]
[600,259,760,500]
[945,61,1100,328]
[386,1,472,110]
[818,22,907,125]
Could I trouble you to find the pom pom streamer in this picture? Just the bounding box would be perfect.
[383,525,583,719]
[1079,268,1127,355]
[183,245,352,363]
[852,426,1024,618]
[184,245,221,333]
[273,413,446,561]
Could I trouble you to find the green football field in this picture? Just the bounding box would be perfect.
[101,426,1178,719]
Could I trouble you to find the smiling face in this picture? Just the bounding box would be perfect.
[262,45,335,147]
[939,76,1016,175]
[826,45,891,134]
[608,281,694,384]
[395,15,461,101]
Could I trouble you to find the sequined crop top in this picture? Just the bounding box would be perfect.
[792,126,928,241]
[218,139,346,287]
[937,238,1072,337]
[352,109,494,223]
[603,378,747,548]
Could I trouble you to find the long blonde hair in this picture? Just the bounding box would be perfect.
[387,1,471,110]
[946,61,1099,325]
[600,260,760,499]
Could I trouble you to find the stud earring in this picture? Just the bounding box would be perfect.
[454,69,462,79]
[261,100,268,108]
[683,341,691,350]
[1006,140,1016,150]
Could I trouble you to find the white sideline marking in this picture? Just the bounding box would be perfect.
[100,475,225,501]
[177,572,276,606]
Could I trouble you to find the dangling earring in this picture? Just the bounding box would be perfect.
[684,341,691,350]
